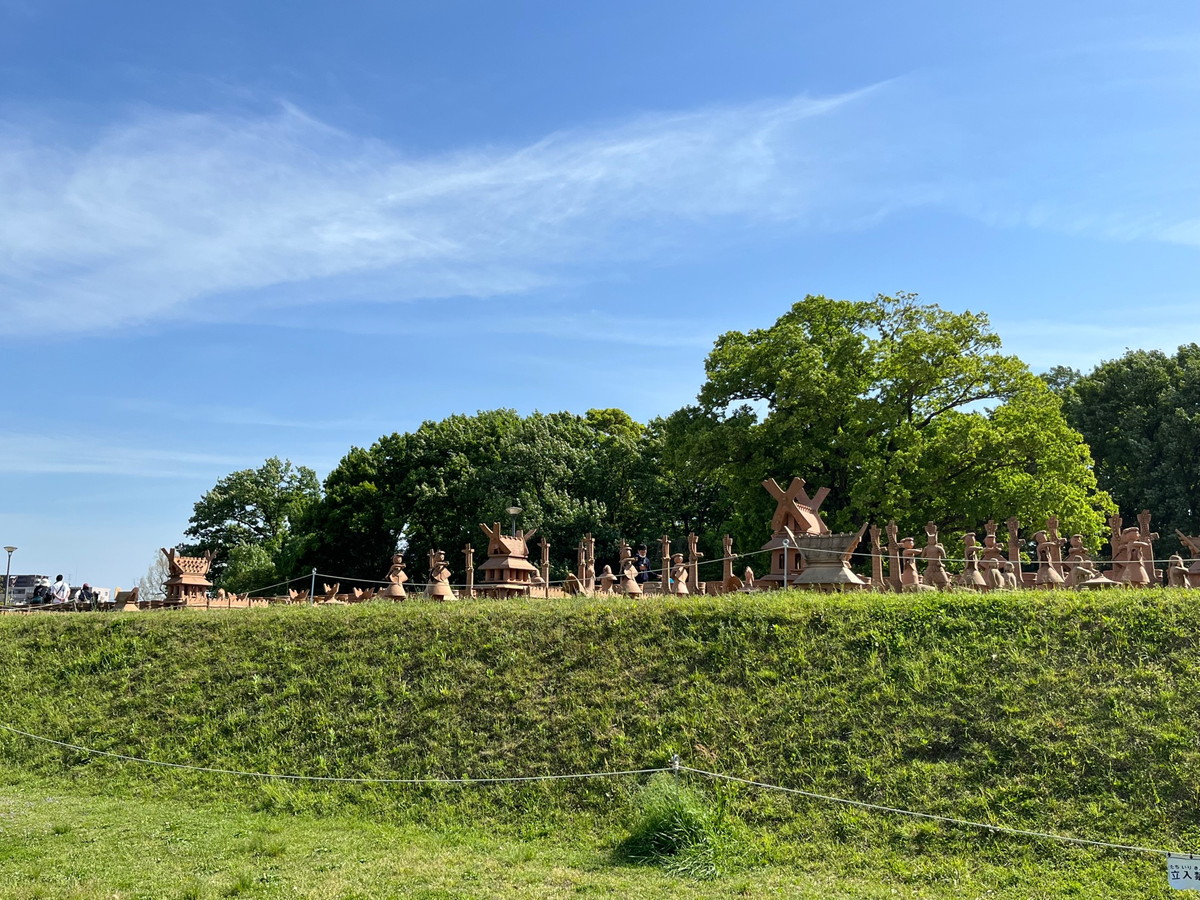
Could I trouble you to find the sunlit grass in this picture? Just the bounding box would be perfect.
[0,589,1195,897]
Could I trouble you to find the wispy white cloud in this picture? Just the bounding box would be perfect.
[0,89,903,335]
[0,434,243,478]
[274,307,717,349]
[4,62,1196,340]
[111,398,363,431]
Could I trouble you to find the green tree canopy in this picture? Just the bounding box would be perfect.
[694,293,1113,550]
[1055,344,1200,548]
[296,409,666,581]
[182,456,320,587]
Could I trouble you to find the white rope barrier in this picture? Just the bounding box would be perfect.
[0,721,1183,859]
[680,765,1178,857]
[0,723,667,786]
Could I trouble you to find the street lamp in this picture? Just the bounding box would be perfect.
[505,502,523,536]
[3,546,15,608]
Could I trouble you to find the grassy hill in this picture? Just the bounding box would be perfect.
[1,591,1197,897]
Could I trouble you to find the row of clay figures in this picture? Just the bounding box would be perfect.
[164,478,1200,607]
[868,511,1200,591]
[395,526,744,600]
[563,532,730,596]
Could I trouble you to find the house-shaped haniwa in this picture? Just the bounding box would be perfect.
[477,523,539,598]
[161,547,215,606]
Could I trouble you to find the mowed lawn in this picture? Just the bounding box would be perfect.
[0,774,1174,899]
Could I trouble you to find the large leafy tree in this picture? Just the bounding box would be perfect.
[182,456,321,588]
[1055,344,1200,548]
[296,409,665,581]
[694,293,1113,550]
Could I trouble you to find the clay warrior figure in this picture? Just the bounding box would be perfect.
[899,536,930,591]
[384,553,408,599]
[669,553,690,595]
[426,550,455,601]
[961,532,987,589]
[1032,530,1065,587]
[979,522,1007,590]
[921,523,952,589]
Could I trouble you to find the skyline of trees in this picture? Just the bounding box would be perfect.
[177,296,1196,590]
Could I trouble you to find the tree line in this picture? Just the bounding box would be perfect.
[178,294,1199,592]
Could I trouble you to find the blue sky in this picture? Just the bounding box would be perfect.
[1,1,1198,591]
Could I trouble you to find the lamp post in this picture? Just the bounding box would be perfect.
[3,546,15,608]
[506,502,523,536]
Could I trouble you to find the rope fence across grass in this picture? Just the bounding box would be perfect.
[0,721,1188,861]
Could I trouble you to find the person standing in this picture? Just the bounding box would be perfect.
[50,575,69,603]
[632,544,652,584]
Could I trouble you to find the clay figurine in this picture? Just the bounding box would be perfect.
[670,553,689,595]
[599,564,618,594]
[384,553,408,599]
[426,550,456,601]
[1032,530,1065,587]
[1167,554,1192,588]
[921,523,952,589]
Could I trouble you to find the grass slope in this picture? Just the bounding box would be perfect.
[0,591,1197,896]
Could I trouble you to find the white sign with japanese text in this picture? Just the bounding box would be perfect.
[1168,854,1200,891]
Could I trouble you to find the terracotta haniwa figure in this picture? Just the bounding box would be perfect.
[1032,531,1065,587]
[899,537,931,592]
[1167,555,1192,588]
[670,553,689,595]
[981,523,1006,564]
[384,553,408,599]
[1069,558,1101,588]
[921,523,952,590]
[1065,535,1099,587]
[1174,530,1200,585]
[1120,532,1153,586]
[978,557,1003,591]
[620,558,642,596]
[599,565,618,594]
[1001,561,1020,589]
[563,573,584,596]
[743,567,756,589]
[426,550,455,601]
[961,532,987,589]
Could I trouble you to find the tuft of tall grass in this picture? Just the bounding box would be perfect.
[616,774,732,878]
